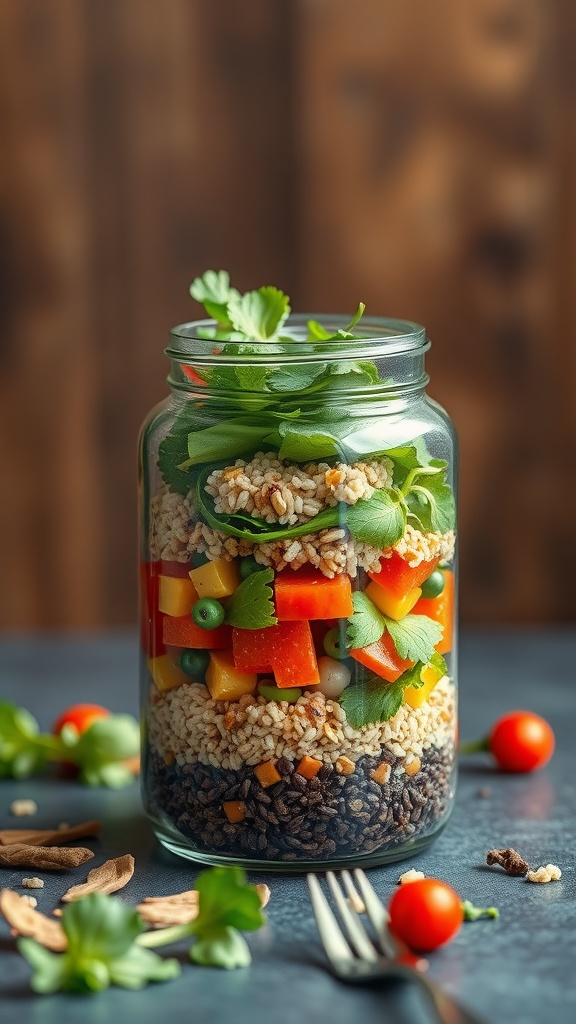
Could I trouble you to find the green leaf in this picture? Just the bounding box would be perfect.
[346,489,406,548]
[307,319,332,341]
[346,592,386,650]
[71,715,140,786]
[63,894,143,960]
[0,702,49,779]
[383,614,443,663]
[276,421,342,461]
[180,420,274,469]
[227,286,290,341]
[190,270,239,324]
[158,408,199,495]
[224,568,277,629]
[339,677,406,728]
[18,938,70,994]
[190,926,252,969]
[108,947,181,988]
[429,650,448,676]
[268,363,328,393]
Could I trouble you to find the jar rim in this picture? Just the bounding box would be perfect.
[166,314,428,366]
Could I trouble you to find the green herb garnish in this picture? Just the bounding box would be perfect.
[346,592,443,663]
[339,651,447,728]
[461,901,500,922]
[139,866,266,969]
[224,568,277,629]
[19,894,180,994]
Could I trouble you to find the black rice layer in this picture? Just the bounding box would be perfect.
[144,743,455,861]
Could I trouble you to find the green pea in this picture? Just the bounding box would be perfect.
[192,597,225,629]
[323,625,349,661]
[258,681,302,704]
[239,555,261,580]
[191,551,210,568]
[420,570,445,599]
[179,649,210,680]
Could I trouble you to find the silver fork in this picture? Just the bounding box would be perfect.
[307,869,488,1024]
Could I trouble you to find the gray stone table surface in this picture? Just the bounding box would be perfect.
[0,629,575,1024]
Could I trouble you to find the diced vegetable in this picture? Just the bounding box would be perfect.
[158,575,199,617]
[254,761,282,788]
[316,656,351,699]
[160,559,194,578]
[258,681,302,704]
[222,801,246,823]
[412,570,454,653]
[403,661,445,709]
[365,580,421,620]
[189,557,240,599]
[350,630,413,682]
[148,654,189,693]
[162,615,232,649]
[274,567,353,621]
[322,625,348,660]
[205,650,258,702]
[140,562,166,657]
[296,755,323,779]
[179,649,210,681]
[192,597,226,629]
[368,551,440,598]
[53,704,110,736]
[420,569,445,599]
[371,762,391,784]
[232,621,320,689]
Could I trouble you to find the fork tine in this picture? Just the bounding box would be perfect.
[326,872,378,962]
[306,874,353,964]
[352,869,398,959]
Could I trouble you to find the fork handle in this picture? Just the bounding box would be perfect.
[415,974,488,1024]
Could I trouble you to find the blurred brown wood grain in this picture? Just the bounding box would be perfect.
[0,0,574,627]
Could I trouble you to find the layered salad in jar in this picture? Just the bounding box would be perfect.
[141,272,457,865]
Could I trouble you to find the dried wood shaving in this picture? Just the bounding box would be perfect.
[486,848,529,876]
[0,845,94,870]
[60,854,135,902]
[0,819,101,848]
[0,888,66,952]
[136,881,271,927]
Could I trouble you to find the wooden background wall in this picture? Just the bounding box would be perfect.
[0,0,574,629]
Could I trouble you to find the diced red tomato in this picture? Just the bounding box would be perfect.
[412,570,454,654]
[274,568,353,621]
[160,559,194,578]
[232,621,320,688]
[162,615,232,649]
[140,561,166,657]
[368,551,440,599]
[350,630,413,682]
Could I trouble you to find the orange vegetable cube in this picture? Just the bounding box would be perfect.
[162,616,231,649]
[254,761,282,788]
[232,621,320,689]
[188,557,240,599]
[403,662,444,709]
[205,650,257,702]
[222,801,246,823]
[366,580,422,620]
[148,654,188,693]
[371,762,392,784]
[412,570,454,654]
[158,575,199,617]
[274,567,353,620]
[368,551,440,598]
[350,630,413,682]
[296,755,323,779]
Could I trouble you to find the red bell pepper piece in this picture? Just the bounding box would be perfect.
[160,559,194,578]
[350,630,413,683]
[162,616,232,649]
[232,621,320,688]
[412,570,454,654]
[368,551,440,599]
[274,567,353,621]
[140,561,166,657]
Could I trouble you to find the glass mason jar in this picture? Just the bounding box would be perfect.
[139,316,457,870]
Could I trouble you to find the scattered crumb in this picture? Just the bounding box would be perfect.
[20,895,38,908]
[486,848,529,876]
[477,787,492,799]
[398,869,426,885]
[21,877,44,889]
[10,800,38,817]
[58,823,70,831]
[526,864,562,884]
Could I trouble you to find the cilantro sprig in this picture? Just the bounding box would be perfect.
[224,568,277,629]
[138,866,266,969]
[346,592,443,662]
[340,651,447,728]
[0,702,139,787]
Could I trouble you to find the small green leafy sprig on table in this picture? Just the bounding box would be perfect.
[18,867,267,993]
[0,702,140,788]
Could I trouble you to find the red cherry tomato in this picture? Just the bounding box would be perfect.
[489,711,555,773]
[53,703,110,736]
[388,878,463,952]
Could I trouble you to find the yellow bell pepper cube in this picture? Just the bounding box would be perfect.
[404,662,445,709]
[188,558,240,599]
[148,654,189,693]
[158,575,198,617]
[366,580,422,621]
[205,650,257,702]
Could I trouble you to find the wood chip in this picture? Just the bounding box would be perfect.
[136,882,271,927]
[0,819,102,848]
[0,889,66,951]
[60,854,135,902]
[0,845,95,870]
